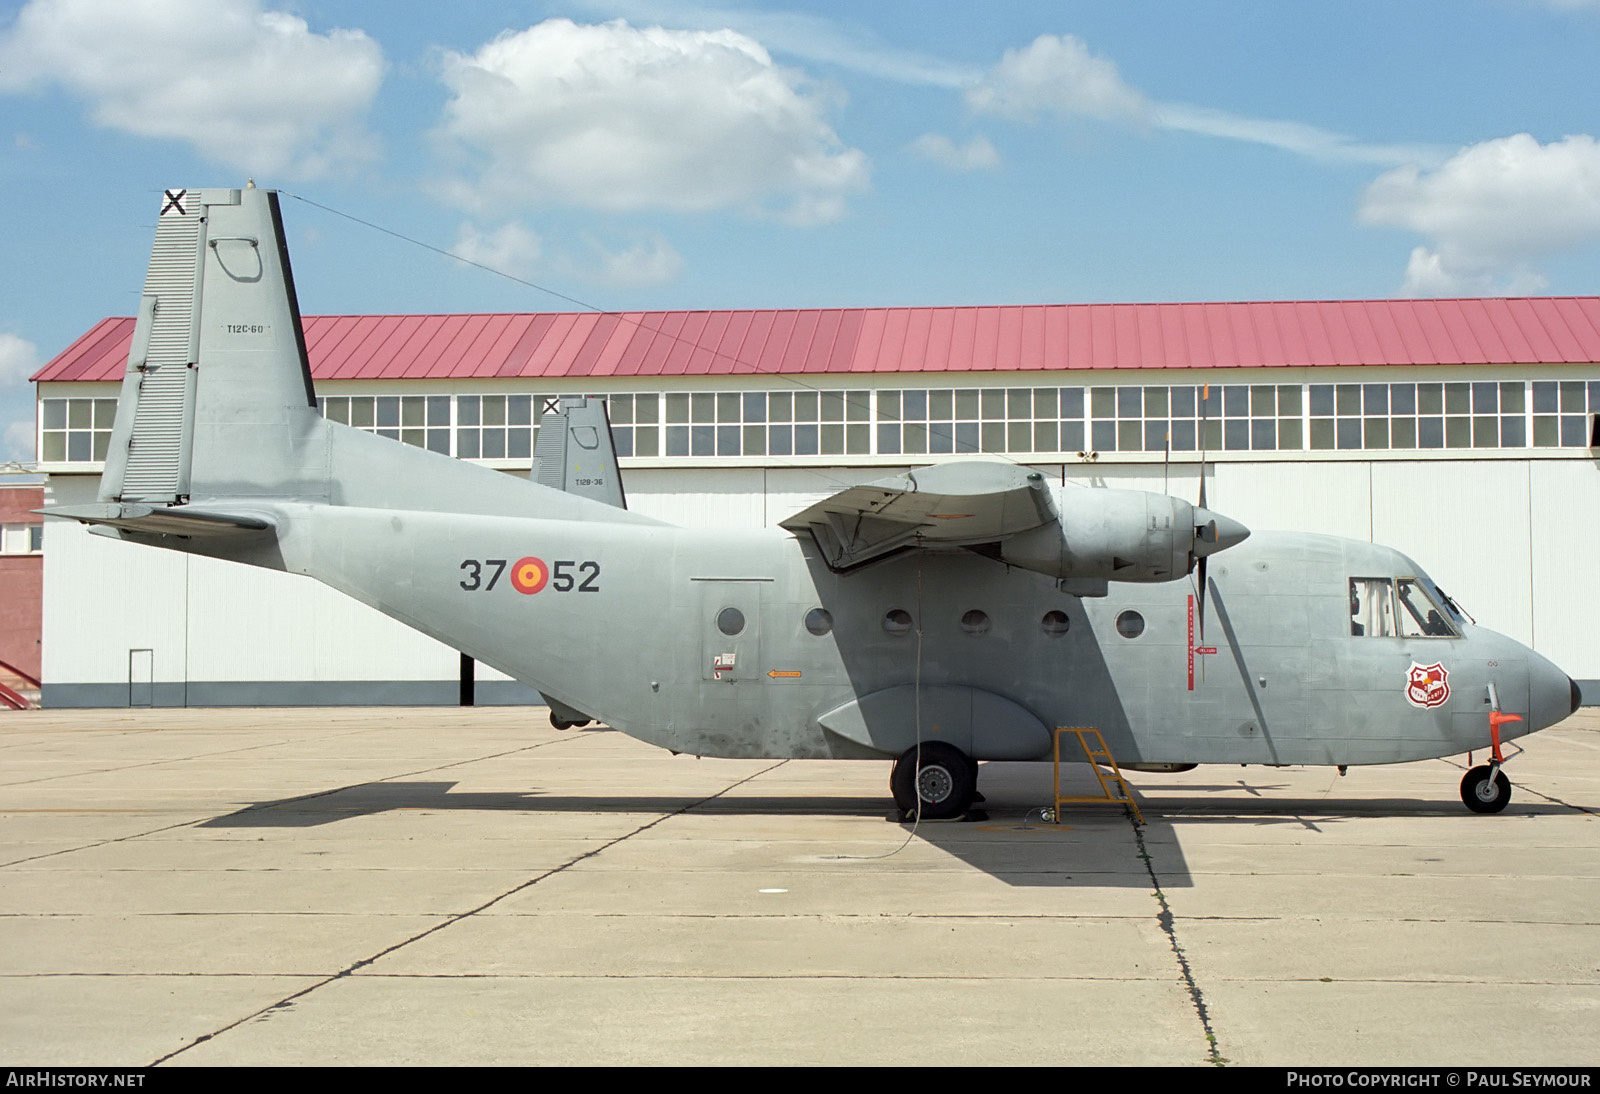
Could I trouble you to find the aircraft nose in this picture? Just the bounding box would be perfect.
[1528,652,1579,730]
[1193,508,1250,557]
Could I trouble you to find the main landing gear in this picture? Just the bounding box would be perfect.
[890,742,980,820]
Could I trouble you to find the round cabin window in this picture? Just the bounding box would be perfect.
[716,607,746,636]
[960,609,990,636]
[882,609,913,636]
[1041,610,1070,637]
[1115,610,1145,639]
[804,608,833,636]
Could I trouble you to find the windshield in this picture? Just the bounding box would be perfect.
[1396,578,1458,637]
[1350,576,1459,638]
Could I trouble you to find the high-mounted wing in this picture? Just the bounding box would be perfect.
[780,461,1055,571]
[782,458,1248,587]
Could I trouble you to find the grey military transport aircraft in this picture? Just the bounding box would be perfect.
[49,185,1582,819]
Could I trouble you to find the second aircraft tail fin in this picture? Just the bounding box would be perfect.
[532,396,628,510]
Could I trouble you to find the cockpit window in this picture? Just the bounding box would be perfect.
[1350,578,1396,636]
[1397,579,1459,637]
[1351,577,1459,638]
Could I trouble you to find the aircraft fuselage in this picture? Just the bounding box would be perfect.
[235,501,1570,768]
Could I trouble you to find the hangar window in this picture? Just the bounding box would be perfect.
[457,395,534,460]
[1087,384,1300,455]
[323,395,453,455]
[875,387,1086,456]
[1115,610,1145,639]
[1310,382,1529,452]
[39,398,117,463]
[1041,610,1070,637]
[649,390,870,459]
[882,609,914,636]
[1532,380,1600,448]
[804,608,833,636]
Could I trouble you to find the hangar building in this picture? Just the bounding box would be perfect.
[29,296,1600,707]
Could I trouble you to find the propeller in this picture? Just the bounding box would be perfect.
[1189,384,1251,642]
[1197,384,1210,640]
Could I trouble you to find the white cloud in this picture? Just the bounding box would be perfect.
[966,34,1145,124]
[1360,134,1600,295]
[578,1,979,88]
[908,133,999,172]
[434,18,869,223]
[3,419,34,462]
[573,234,685,288]
[0,0,383,177]
[451,221,543,280]
[966,33,1441,168]
[0,333,40,389]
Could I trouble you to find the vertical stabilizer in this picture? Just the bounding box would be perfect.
[533,396,628,509]
[100,185,327,507]
[100,188,234,502]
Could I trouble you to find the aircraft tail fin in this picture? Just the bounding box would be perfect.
[99,184,326,508]
[90,184,660,528]
[532,396,628,510]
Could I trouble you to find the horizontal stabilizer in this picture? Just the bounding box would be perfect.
[43,503,273,538]
[780,461,1055,571]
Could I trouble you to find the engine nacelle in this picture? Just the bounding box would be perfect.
[995,489,1247,584]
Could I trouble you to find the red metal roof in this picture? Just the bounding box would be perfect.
[32,298,1600,384]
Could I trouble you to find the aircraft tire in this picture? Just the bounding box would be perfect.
[549,712,572,730]
[890,742,976,820]
[1460,765,1512,813]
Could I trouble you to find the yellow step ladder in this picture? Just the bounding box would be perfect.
[1053,727,1144,825]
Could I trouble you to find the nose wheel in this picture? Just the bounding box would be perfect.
[1460,765,1511,813]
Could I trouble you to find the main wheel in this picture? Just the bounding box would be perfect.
[890,742,976,820]
[1460,765,1512,813]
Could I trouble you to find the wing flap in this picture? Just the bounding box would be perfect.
[780,461,1057,571]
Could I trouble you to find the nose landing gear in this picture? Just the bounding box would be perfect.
[1460,707,1521,814]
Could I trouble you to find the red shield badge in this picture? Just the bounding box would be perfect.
[1405,662,1450,709]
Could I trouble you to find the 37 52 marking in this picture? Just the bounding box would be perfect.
[459,557,599,595]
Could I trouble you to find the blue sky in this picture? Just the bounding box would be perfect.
[3,0,1599,458]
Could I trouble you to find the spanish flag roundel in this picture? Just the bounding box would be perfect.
[510,556,549,595]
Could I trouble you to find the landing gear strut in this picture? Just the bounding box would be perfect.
[890,742,976,820]
[1459,706,1521,813]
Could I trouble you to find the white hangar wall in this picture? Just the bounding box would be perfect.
[39,453,1599,707]
[42,475,535,707]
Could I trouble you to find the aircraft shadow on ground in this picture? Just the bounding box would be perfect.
[195,765,1571,888]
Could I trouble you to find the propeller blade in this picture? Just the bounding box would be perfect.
[1197,556,1207,641]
